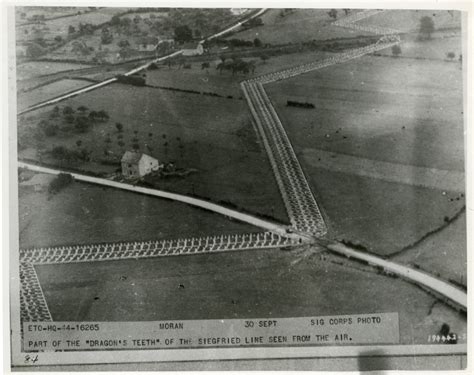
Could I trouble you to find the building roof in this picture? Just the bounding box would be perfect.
[121,151,157,164]
[20,173,55,186]
[180,42,200,50]
[121,151,143,164]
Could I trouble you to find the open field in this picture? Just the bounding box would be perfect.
[16,7,83,24]
[266,54,464,171]
[306,168,464,256]
[28,7,128,41]
[17,61,94,81]
[302,149,464,192]
[357,9,462,33]
[35,248,466,344]
[231,9,375,45]
[392,212,466,287]
[264,52,464,255]
[18,83,289,223]
[376,31,462,61]
[19,177,261,249]
[15,8,128,47]
[17,79,93,111]
[145,49,334,98]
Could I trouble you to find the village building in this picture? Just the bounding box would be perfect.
[136,36,159,52]
[230,8,248,15]
[181,42,204,56]
[121,151,160,178]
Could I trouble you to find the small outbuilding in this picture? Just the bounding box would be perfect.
[181,42,204,56]
[121,151,160,178]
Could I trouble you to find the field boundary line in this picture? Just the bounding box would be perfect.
[18,161,303,239]
[18,9,268,115]
[301,148,465,192]
[327,242,467,311]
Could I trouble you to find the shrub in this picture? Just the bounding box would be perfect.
[116,74,146,86]
[48,173,73,194]
[74,116,91,133]
[26,43,46,58]
[419,16,435,39]
[391,45,402,57]
[38,120,59,136]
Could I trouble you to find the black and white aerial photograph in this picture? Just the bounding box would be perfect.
[8,3,470,371]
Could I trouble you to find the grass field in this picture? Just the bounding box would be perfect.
[357,9,462,33]
[266,55,464,171]
[19,83,289,223]
[392,212,466,286]
[16,6,82,24]
[17,78,92,111]
[145,49,334,98]
[265,51,464,256]
[306,168,464,255]
[32,7,128,41]
[19,177,261,248]
[17,61,94,81]
[377,31,462,61]
[35,248,466,344]
[231,9,375,45]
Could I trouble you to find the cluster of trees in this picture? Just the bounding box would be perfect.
[242,17,263,28]
[174,24,193,44]
[48,173,74,194]
[50,145,91,163]
[70,40,94,56]
[68,22,95,36]
[419,16,435,39]
[110,14,132,28]
[327,9,338,19]
[279,9,296,18]
[26,42,47,58]
[116,74,146,86]
[205,37,264,50]
[327,9,350,19]
[38,119,59,136]
[101,27,113,45]
[38,105,109,138]
[445,51,462,62]
[167,8,235,38]
[216,57,257,75]
[117,39,130,48]
[391,45,402,57]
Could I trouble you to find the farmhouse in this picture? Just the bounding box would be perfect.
[136,36,159,52]
[181,42,204,56]
[121,151,160,178]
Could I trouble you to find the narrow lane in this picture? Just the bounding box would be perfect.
[327,242,467,311]
[18,9,268,115]
[18,161,303,241]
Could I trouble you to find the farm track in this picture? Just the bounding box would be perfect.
[18,161,297,238]
[18,9,467,321]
